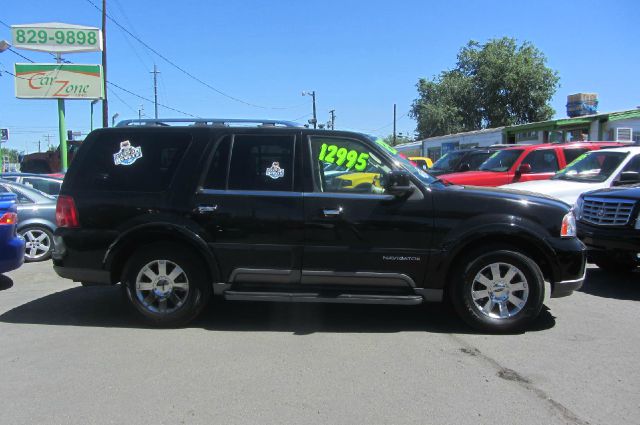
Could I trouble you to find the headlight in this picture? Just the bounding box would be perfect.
[573,197,584,220]
[561,210,577,238]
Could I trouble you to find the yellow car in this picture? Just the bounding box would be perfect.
[333,172,381,191]
[409,156,433,170]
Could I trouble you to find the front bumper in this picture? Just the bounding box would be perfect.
[577,222,640,259]
[551,267,586,298]
[0,235,25,273]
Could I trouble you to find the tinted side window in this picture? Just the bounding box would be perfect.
[203,137,231,189]
[74,132,191,192]
[228,135,294,191]
[564,148,588,165]
[523,150,559,173]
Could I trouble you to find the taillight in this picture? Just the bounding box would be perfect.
[0,212,17,225]
[56,195,79,228]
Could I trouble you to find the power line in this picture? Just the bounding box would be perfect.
[8,48,35,63]
[1,52,197,118]
[0,19,11,29]
[107,81,199,118]
[82,0,304,110]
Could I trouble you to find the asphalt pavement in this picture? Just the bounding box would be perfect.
[0,262,638,425]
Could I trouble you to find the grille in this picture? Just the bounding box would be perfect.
[581,196,636,226]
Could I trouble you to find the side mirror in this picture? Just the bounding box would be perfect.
[613,171,640,186]
[459,163,471,172]
[517,163,532,175]
[383,170,414,196]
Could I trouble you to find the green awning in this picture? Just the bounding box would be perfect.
[556,117,593,127]
[607,110,640,122]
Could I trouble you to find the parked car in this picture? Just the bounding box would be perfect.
[575,184,640,272]
[0,180,57,262]
[0,192,25,273]
[439,142,623,187]
[428,147,504,177]
[501,146,640,204]
[53,118,585,332]
[0,173,63,197]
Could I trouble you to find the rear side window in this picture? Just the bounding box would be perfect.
[227,135,294,191]
[74,132,191,192]
[522,150,559,173]
[564,148,588,165]
[22,178,61,195]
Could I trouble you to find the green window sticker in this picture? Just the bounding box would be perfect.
[374,139,398,155]
[318,143,369,171]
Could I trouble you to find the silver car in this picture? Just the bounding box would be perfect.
[0,179,57,262]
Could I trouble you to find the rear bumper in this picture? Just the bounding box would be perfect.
[53,265,111,285]
[0,236,25,273]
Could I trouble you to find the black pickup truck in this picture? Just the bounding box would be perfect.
[52,118,586,332]
[576,184,640,272]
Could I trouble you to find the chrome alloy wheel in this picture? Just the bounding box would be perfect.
[22,229,52,261]
[471,262,529,319]
[135,260,190,314]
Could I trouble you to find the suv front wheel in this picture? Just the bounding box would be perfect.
[451,248,545,333]
[122,244,211,327]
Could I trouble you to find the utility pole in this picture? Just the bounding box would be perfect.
[393,103,397,145]
[329,109,335,130]
[150,64,160,119]
[101,0,109,128]
[138,104,144,120]
[43,134,53,151]
[302,91,317,129]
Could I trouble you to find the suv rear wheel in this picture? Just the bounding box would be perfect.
[122,244,211,327]
[451,249,545,333]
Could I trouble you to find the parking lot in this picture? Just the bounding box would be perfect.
[0,262,637,425]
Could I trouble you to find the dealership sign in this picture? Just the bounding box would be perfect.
[11,23,102,53]
[15,63,104,100]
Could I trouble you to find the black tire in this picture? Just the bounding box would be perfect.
[20,225,54,262]
[122,244,211,327]
[593,255,637,273]
[450,248,545,333]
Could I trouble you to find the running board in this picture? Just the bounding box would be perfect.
[223,291,424,305]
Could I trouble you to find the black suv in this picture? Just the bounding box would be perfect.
[53,119,586,332]
[428,147,503,177]
[576,184,640,272]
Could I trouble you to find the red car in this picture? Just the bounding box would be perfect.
[439,142,624,187]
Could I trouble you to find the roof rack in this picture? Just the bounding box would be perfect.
[115,118,303,128]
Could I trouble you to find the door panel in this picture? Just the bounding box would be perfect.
[192,133,303,283]
[302,136,432,289]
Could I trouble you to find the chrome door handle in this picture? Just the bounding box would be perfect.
[196,204,218,213]
[322,207,343,218]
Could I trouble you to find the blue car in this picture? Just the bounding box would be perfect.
[0,192,26,273]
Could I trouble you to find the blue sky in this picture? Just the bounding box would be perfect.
[1,0,639,154]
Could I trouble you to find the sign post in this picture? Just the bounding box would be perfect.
[11,22,103,172]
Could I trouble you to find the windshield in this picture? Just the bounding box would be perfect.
[366,136,436,184]
[552,151,628,183]
[431,151,465,171]
[479,149,523,172]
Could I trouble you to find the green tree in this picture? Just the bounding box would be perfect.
[411,37,559,139]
